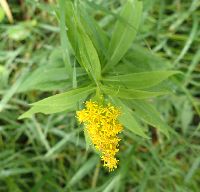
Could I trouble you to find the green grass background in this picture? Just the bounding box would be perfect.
[0,0,200,191]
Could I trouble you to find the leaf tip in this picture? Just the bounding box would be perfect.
[18,111,32,120]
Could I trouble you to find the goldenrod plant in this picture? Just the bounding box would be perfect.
[19,0,180,171]
[1,0,200,191]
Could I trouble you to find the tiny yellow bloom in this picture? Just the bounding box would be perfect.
[76,100,123,171]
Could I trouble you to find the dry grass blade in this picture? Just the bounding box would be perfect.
[0,0,13,23]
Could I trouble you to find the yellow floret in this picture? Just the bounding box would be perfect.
[76,100,123,171]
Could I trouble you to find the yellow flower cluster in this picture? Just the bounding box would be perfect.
[76,100,123,171]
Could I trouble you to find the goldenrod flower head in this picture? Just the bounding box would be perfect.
[76,100,123,171]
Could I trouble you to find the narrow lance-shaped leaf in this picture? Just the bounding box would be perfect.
[63,1,77,57]
[103,71,181,89]
[17,68,70,92]
[131,100,170,137]
[79,1,110,63]
[78,27,101,83]
[58,0,73,80]
[104,0,143,71]
[18,86,95,119]
[111,97,148,138]
[113,44,171,74]
[64,1,101,84]
[102,85,169,100]
[17,67,86,92]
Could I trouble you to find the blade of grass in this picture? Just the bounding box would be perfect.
[58,0,73,82]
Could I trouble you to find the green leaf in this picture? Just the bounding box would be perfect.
[18,86,95,119]
[83,128,92,151]
[111,97,148,138]
[180,99,193,133]
[0,7,5,22]
[64,1,101,84]
[103,71,181,89]
[131,100,170,137]
[31,172,53,192]
[44,131,78,159]
[79,2,109,63]
[17,68,69,92]
[68,156,99,187]
[184,156,200,183]
[24,81,70,91]
[102,86,169,99]
[104,0,143,71]
[63,1,77,55]
[103,175,121,192]
[78,27,102,83]
[58,0,73,81]
[114,44,171,74]
[17,67,86,92]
